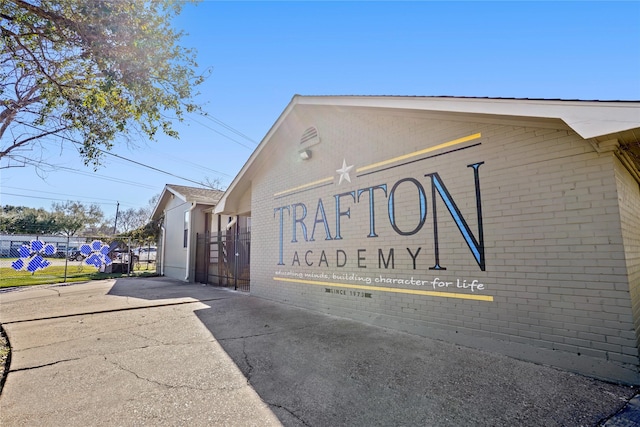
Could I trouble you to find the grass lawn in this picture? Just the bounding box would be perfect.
[0,260,158,288]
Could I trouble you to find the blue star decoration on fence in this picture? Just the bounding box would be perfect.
[11,240,57,272]
[81,240,112,268]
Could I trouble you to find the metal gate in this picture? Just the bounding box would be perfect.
[195,230,250,292]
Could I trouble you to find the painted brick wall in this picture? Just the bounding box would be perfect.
[615,157,640,353]
[248,105,639,384]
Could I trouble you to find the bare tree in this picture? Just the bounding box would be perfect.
[202,176,224,191]
[115,207,148,234]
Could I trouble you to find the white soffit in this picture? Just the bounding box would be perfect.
[296,96,640,140]
[215,96,640,215]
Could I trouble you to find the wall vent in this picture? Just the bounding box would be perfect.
[300,127,320,146]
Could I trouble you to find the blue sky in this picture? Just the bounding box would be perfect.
[2,1,639,219]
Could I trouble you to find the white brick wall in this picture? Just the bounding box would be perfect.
[247,105,639,384]
[615,156,640,353]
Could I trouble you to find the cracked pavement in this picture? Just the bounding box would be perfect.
[197,293,638,427]
[1,278,638,426]
[0,279,280,426]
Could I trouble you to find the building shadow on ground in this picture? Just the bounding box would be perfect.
[107,277,633,427]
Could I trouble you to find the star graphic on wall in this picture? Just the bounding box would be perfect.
[336,159,354,185]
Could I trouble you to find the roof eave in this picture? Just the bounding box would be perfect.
[215,96,640,215]
[295,96,640,139]
[215,95,302,215]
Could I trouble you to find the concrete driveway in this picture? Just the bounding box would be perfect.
[0,279,280,426]
[0,278,638,426]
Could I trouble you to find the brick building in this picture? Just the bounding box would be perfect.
[215,96,640,384]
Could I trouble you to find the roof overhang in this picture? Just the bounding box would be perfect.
[151,185,185,221]
[293,96,640,139]
[215,96,640,215]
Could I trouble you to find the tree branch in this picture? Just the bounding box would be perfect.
[0,125,69,158]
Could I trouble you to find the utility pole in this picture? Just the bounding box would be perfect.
[113,202,120,235]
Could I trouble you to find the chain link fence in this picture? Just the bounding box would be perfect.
[0,234,158,288]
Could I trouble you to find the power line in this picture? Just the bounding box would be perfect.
[56,165,159,189]
[16,122,214,187]
[87,143,233,181]
[9,119,233,180]
[144,149,233,178]
[197,111,259,145]
[11,114,252,184]
[99,151,206,186]
[4,155,159,190]
[186,115,255,150]
[1,192,120,206]
[10,157,157,190]
[1,186,137,207]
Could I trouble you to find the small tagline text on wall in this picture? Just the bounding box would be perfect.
[274,270,487,293]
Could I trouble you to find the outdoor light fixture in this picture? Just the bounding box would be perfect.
[299,149,312,160]
[298,127,319,160]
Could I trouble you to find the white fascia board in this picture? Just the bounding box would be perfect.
[213,198,227,215]
[151,185,189,220]
[296,97,640,139]
[213,96,640,215]
[214,95,302,215]
[165,186,188,202]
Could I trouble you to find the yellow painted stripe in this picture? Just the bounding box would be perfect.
[274,176,334,197]
[356,133,482,173]
[273,132,481,197]
[274,276,493,302]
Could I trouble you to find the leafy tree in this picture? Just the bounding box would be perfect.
[129,219,161,245]
[118,194,161,242]
[0,202,105,235]
[89,220,117,237]
[0,205,57,234]
[51,201,104,236]
[1,0,204,169]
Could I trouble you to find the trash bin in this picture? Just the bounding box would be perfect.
[111,263,130,274]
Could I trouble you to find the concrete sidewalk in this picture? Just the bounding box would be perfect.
[0,279,280,426]
[0,278,638,426]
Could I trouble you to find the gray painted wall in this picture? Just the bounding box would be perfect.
[247,105,640,384]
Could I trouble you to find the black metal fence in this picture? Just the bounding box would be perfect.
[195,229,250,292]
